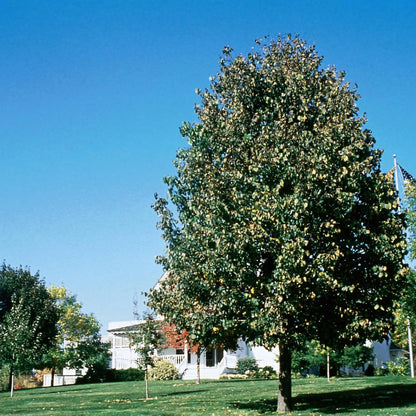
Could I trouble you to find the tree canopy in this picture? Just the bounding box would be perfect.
[0,264,58,394]
[148,35,408,412]
[42,286,109,385]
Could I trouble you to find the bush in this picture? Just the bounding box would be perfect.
[0,368,41,391]
[386,358,410,376]
[0,366,10,392]
[148,360,178,380]
[236,358,259,376]
[257,365,277,379]
[116,368,145,381]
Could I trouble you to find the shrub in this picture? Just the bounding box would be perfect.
[0,369,40,391]
[386,358,410,376]
[236,357,259,376]
[111,368,145,382]
[0,366,10,391]
[220,374,248,380]
[148,360,178,380]
[257,365,277,379]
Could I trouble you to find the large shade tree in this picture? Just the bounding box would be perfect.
[148,36,407,412]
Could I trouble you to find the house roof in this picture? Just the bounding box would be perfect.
[389,340,408,353]
[152,271,169,291]
[107,320,143,333]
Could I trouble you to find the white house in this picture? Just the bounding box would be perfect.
[107,320,279,380]
[107,319,410,379]
[370,338,408,369]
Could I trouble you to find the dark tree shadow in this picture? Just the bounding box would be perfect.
[165,389,209,397]
[232,381,416,414]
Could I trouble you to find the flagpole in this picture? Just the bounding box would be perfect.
[407,317,415,378]
[394,154,415,378]
[394,154,400,198]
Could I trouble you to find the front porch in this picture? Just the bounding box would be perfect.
[107,321,279,380]
[157,347,237,379]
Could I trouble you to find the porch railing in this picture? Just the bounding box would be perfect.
[158,354,186,366]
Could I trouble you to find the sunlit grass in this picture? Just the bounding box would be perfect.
[0,376,415,415]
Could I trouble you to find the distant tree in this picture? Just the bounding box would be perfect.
[67,333,110,383]
[149,35,408,412]
[293,340,373,377]
[42,286,109,385]
[340,344,374,372]
[292,340,329,376]
[0,264,58,396]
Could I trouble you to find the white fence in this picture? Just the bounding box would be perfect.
[43,374,79,387]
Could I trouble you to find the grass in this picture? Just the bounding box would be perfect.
[0,376,415,415]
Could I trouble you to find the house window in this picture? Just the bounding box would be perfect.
[206,348,224,367]
[206,349,214,367]
[114,334,132,348]
[216,348,224,363]
[75,369,82,376]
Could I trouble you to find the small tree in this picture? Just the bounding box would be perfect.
[0,296,42,396]
[0,264,58,396]
[133,313,165,399]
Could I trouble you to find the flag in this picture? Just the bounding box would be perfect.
[398,164,416,186]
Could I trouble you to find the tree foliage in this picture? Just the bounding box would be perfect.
[42,286,109,384]
[0,264,58,394]
[132,313,165,399]
[0,264,58,369]
[49,285,100,342]
[292,340,374,376]
[148,35,407,412]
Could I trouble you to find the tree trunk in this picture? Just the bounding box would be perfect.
[9,366,14,398]
[145,369,149,400]
[196,347,201,385]
[277,341,292,413]
[51,367,55,387]
[327,352,330,382]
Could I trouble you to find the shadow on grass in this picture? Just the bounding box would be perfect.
[163,389,209,397]
[233,382,416,414]
[0,386,96,397]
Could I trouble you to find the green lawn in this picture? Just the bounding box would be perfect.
[1,376,415,415]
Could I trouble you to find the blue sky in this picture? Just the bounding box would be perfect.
[1,1,415,332]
